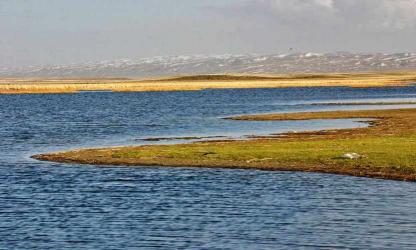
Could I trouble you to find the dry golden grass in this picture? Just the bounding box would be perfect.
[1,72,416,94]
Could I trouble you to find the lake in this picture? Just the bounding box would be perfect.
[2,86,416,249]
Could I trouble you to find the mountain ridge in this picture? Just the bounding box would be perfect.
[2,52,416,78]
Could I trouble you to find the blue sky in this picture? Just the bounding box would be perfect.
[1,0,416,67]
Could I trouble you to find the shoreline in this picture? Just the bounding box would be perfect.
[32,108,416,182]
[2,72,416,94]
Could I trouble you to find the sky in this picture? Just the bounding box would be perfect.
[1,0,416,67]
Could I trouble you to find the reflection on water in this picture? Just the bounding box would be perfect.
[1,86,416,249]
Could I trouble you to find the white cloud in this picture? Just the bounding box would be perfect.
[374,0,416,30]
[313,0,334,8]
[269,0,334,9]
[235,0,416,31]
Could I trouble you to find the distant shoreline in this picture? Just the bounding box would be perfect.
[1,72,416,94]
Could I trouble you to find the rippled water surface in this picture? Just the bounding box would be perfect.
[2,86,416,249]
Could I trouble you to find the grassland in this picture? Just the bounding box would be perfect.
[2,72,416,94]
[32,108,416,182]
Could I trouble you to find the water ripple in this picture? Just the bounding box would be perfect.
[2,87,416,249]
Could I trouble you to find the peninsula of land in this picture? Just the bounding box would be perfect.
[32,108,416,182]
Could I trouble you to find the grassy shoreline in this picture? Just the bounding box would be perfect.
[32,108,416,182]
[2,72,416,94]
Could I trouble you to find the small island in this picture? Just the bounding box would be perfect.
[32,108,416,182]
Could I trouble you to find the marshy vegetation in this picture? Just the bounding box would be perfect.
[33,108,416,181]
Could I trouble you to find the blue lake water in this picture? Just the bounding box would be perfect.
[2,86,416,249]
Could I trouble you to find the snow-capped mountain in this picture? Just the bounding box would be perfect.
[2,52,416,78]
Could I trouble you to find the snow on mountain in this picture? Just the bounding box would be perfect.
[1,52,416,78]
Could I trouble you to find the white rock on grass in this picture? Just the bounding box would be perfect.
[340,153,361,159]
